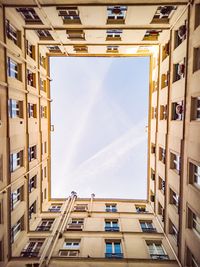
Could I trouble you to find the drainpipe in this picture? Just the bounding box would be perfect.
[39,191,77,267]
[88,193,95,215]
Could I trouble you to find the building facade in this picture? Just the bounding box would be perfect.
[0,0,199,267]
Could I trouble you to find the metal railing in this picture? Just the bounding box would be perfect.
[105,253,123,259]
[105,226,119,232]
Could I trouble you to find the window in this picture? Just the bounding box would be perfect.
[29,175,37,192]
[28,103,37,118]
[170,152,181,174]
[161,73,168,89]
[7,57,21,80]
[191,97,200,121]
[10,150,23,172]
[186,247,199,267]
[0,201,3,224]
[28,145,37,161]
[195,4,200,29]
[73,45,88,53]
[36,219,54,231]
[67,29,85,40]
[173,59,185,82]
[158,202,165,222]
[49,204,62,212]
[169,188,179,210]
[57,7,81,24]
[35,30,53,40]
[150,191,155,202]
[151,143,156,154]
[171,101,184,121]
[67,218,84,230]
[189,162,200,189]
[29,201,36,219]
[21,239,44,257]
[107,6,127,24]
[59,250,79,257]
[39,54,46,68]
[160,105,167,120]
[43,190,46,202]
[8,99,23,118]
[169,220,179,244]
[0,155,2,182]
[152,107,157,119]
[159,147,166,164]
[106,29,122,41]
[146,241,168,260]
[105,204,117,212]
[159,176,165,194]
[16,8,42,24]
[140,221,156,232]
[11,187,23,210]
[0,240,3,261]
[151,6,176,23]
[105,241,123,258]
[107,45,119,53]
[105,220,119,232]
[63,240,80,250]
[174,21,187,49]
[44,166,47,178]
[193,47,200,72]
[40,106,47,118]
[151,169,155,181]
[162,42,170,61]
[26,40,35,59]
[40,78,46,92]
[74,204,88,212]
[11,217,24,243]
[47,46,61,53]
[143,30,162,41]
[152,80,158,92]
[6,19,20,47]
[27,69,36,87]
[42,142,47,155]
[188,208,200,237]
[135,205,147,213]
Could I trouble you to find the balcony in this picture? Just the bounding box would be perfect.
[105,253,123,259]
[105,226,119,232]
[150,254,169,260]
[66,224,83,231]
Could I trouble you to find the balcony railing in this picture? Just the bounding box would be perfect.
[73,206,87,212]
[105,208,117,212]
[142,227,157,233]
[150,254,169,260]
[67,224,83,230]
[105,226,119,232]
[21,251,39,257]
[105,253,123,259]
[36,225,51,231]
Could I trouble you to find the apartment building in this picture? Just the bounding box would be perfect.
[0,0,199,267]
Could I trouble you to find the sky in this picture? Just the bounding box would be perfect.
[50,56,149,199]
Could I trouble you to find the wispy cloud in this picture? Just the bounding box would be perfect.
[66,119,147,183]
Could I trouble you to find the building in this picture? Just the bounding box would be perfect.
[0,0,199,267]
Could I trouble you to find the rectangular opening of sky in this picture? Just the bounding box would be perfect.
[50,56,149,199]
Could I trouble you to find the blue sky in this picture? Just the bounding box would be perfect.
[50,56,149,199]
